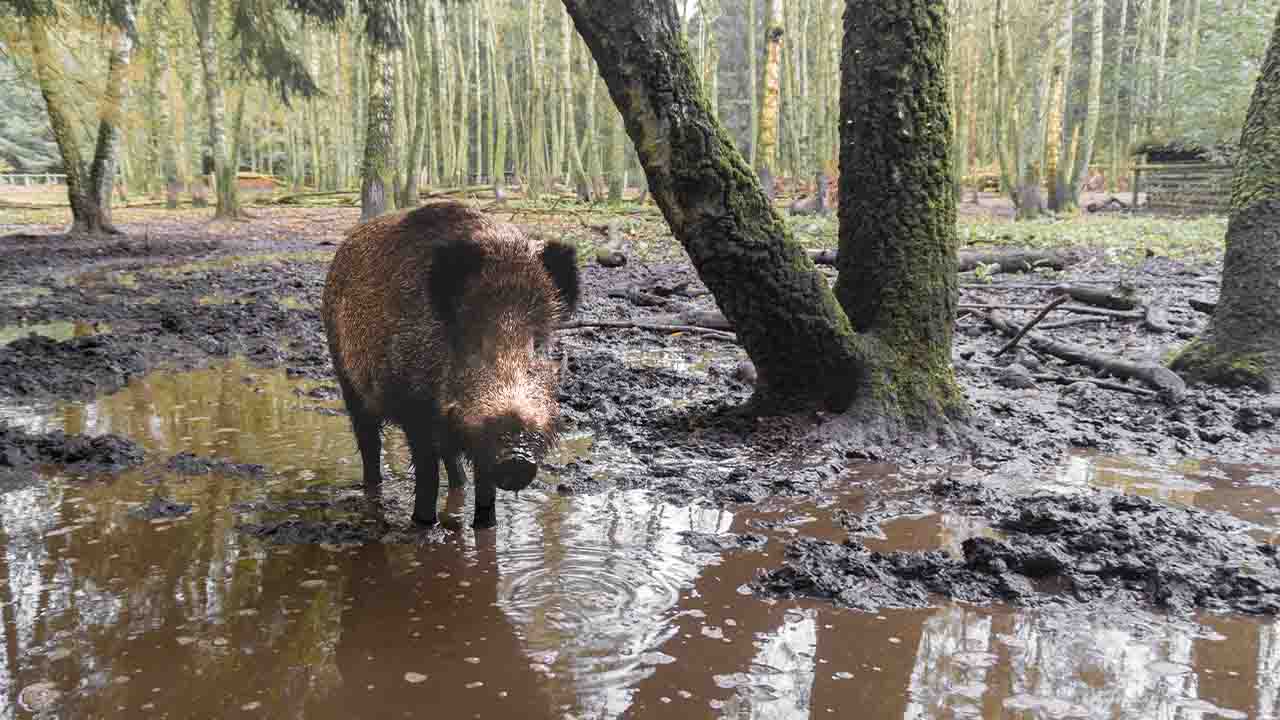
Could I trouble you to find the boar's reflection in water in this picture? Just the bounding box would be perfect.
[322,202,580,528]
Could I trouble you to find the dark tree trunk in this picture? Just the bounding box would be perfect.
[562,0,966,434]
[834,0,967,427]
[1170,7,1280,391]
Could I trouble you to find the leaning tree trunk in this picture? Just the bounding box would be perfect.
[835,0,966,427]
[562,0,965,433]
[361,43,398,221]
[1170,7,1280,391]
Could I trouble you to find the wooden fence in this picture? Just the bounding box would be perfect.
[1131,162,1233,214]
[0,174,67,186]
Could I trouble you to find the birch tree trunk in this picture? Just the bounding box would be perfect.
[361,43,398,220]
[755,0,783,199]
[1171,6,1280,390]
[189,0,242,219]
[1065,0,1106,209]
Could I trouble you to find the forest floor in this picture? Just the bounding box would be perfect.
[0,199,1277,617]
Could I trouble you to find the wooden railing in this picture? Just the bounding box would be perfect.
[0,173,67,186]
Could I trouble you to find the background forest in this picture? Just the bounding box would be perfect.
[1,0,1277,219]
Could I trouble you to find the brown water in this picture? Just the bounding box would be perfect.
[1,359,1277,719]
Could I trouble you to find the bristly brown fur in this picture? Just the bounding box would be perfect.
[321,201,579,518]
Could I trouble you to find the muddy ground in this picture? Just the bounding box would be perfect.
[1,205,1278,617]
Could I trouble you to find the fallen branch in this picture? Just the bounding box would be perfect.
[969,363,1157,397]
[994,295,1068,357]
[1189,298,1217,314]
[1036,317,1110,330]
[558,319,737,341]
[958,303,1143,319]
[979,311,1186,401]
[1049,284,1139,310]
[808,247,1079,273]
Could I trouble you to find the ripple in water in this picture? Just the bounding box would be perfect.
[495,490,733,716]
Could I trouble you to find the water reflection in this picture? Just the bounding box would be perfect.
[0,360,1275,719]
[1054,453,1280,540]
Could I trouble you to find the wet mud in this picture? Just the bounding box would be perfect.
[1,210,1278,717]
[758,480,1280,615]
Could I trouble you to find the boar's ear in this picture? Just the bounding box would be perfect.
[430,240,486,321]
[541,240,580,316]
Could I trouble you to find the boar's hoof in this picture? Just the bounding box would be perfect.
[473,505,497,529]
[492,458,537,492]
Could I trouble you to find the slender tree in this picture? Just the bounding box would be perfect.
[755,0,783,198]
[1170,6,1280,390]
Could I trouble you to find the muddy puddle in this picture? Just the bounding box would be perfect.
[1,359,1277,718]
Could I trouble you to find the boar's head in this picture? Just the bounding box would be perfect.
[431,235,580,492]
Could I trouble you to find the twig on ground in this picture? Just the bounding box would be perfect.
[994,294,1068,357]
[1036,316,1110,330]
[558,319,738,342]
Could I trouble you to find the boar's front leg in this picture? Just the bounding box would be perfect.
[405,426,441,526]
[473,475,497,529]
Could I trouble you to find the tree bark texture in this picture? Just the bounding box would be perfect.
[561,0,873,411]
[1171,7,1280,391]
[836,0,966,425]
[361,43,397,221]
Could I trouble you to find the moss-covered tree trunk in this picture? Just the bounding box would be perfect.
[836,0,966,427]
[562,0,965,432]
[361,43,397,221]
[1170,7,1280,391]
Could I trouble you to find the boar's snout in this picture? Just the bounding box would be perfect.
[492,456,537,491]
[488,439,541,491]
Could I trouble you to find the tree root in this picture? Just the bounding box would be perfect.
[969,363,1157,397]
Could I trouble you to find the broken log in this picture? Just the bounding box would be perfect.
[979,311,1186,401]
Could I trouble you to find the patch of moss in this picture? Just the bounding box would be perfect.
[1169,338,1271,390]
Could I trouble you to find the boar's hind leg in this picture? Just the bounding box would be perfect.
[405,427,442,526]
[444,454,468,490]
[351,416,383,489]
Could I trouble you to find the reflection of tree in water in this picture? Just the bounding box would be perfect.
[494,490,732,718]
[903,607,993,719]
[898,608,1279,720]
[715,609,817,720]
